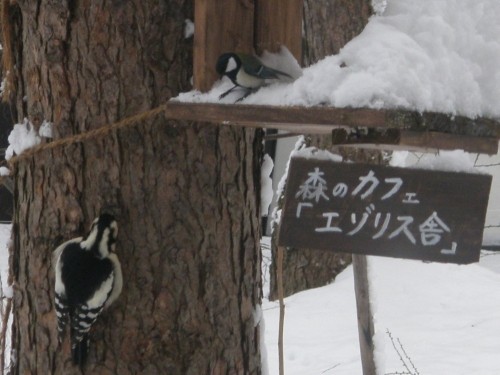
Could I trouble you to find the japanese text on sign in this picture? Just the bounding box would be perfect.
[295,167,455,255]
[279,159,492,264]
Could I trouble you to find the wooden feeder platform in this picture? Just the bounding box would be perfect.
[165,101,500,155]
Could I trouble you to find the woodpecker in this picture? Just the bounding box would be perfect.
[53,213,123,366]
[216,52,292,101]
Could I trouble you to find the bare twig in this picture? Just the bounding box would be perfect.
[473,153,480,167]
[386,329,419,375]
[397,337,419,375]
[320,363,341,373]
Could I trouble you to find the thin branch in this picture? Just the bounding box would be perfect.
[320,363,341,373]
[386,329,419,375]
[397,337,419,374]
[473,153,480,167]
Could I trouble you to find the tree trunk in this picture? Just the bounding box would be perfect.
[303,0,373,66]
[269,0,373,301]
[6,1,262,374]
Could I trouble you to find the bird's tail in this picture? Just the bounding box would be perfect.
[71,333,89,367]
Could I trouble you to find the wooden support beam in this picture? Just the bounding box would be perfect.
[399,131,498,154]
[332,128,499,155]
[194,0,254,92]
[254,0,303,61]
[353,255,377,375]
[164,102,500,154]
[165,102,387,132]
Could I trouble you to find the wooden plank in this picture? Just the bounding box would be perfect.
[166,102,386,130]
[193,0,254,92]
[165,101,500,137]
[254,0,303,61]
[352,255,377,375]
[278,159,492,264]
[332,128,499,155]
[399,131,499,154]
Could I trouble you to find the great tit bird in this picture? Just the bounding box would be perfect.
[216,52,292,101]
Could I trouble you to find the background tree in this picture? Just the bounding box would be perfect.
[4,1,262,374]
[269,0,377,300]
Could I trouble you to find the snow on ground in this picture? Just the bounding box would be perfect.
[262,237,500,375]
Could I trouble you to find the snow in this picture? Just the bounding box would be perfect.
[371,0,388,15]
[261,236,500,375]
[184,19,194,39]
[5,118,41,160]
[0,225,10,298]
[270,136,306,233]
[177,0,500,119]
[390,149,480,173]
[5,118,53,160]
[261,154,274,217]
[0,167,9,177]
[38,120,53,139]
[292,146,343,163]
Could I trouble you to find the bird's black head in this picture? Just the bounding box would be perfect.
[94,213,117,232]
[216,53,241,79]
[83,213,118,257]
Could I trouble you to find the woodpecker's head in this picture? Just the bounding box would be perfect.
[81,213,118,258]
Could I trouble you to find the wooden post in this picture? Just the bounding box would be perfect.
[193,0,254,91]
[254,0,303,61]
[353,254,377,375]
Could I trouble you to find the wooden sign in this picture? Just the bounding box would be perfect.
[279,158,492,264]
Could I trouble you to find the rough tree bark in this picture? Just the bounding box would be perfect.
[6,1,262,374]
[302,0,373,67]
[269,0,374,300]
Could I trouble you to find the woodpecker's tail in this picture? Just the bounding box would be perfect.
[71,334,89,367]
